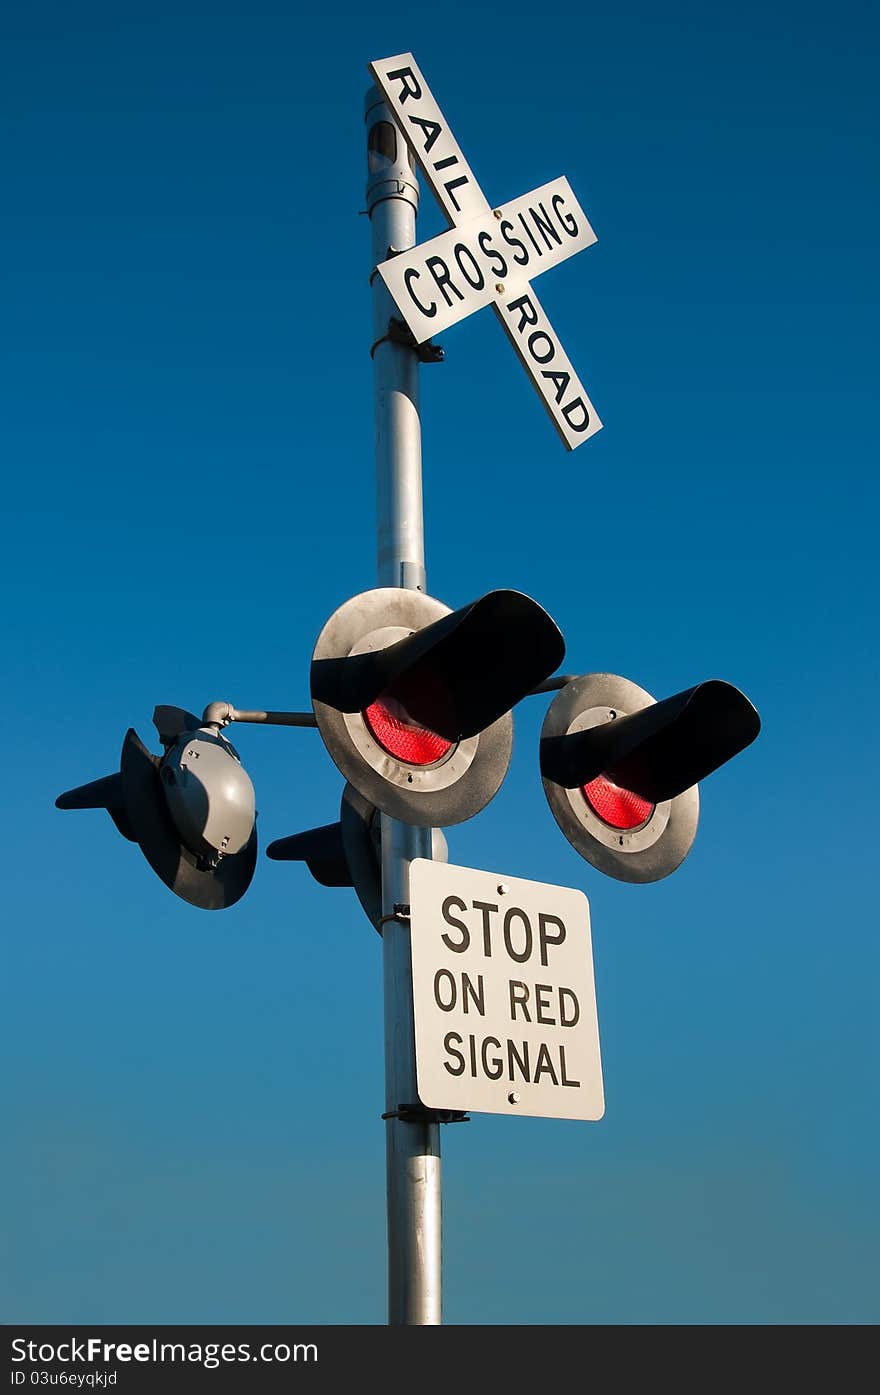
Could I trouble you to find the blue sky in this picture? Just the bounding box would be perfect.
[2,0,877,1324]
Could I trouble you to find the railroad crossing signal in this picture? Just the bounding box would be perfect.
[370,53,602,450]
[267,782,448,931]
[309,587,564,827]
[55,706,258,909]
[539,674,761,882]
[48,49,766,1330]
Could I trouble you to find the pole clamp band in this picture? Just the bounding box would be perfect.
[370,317,445,363]
[378,902,411,931]
[382,1102,470,1125]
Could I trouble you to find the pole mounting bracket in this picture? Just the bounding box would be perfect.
[378,903,411,931]
[370,317,444,363]
[382,1102,470,1125]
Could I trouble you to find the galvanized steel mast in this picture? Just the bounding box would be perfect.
[365,86,442,1326]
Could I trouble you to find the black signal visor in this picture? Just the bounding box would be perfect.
[56,772,137,842]
[266,822,350,887]
[541,680,760,801]
[311,589,565,741]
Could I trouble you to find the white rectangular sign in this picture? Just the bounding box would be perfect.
[377,177,597,344]
[410,859,604,1121]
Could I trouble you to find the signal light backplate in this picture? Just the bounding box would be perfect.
[540,674,700,883]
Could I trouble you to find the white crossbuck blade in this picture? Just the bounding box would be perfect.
[370,53,603,451]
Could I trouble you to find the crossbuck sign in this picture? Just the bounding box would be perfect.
[370,54,603,450]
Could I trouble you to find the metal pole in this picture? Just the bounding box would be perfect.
[365,87,441,1326]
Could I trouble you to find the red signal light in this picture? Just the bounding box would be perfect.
[364,692,453,767]
[582,774,654,830]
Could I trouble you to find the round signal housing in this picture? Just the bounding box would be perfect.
[540,673,700,883]
[310,588,516,827]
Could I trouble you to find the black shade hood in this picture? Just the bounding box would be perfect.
[152,704,202,746]
[540,680,761,801]
[56,772,137,843]
[312,589,565,741]
[266,821,349,887]
[267,783,449,930]
[266,784,383,928]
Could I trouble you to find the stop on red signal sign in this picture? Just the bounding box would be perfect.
[409,859,604,1122]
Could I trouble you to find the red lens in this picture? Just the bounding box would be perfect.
[582,774,654,830]
[364,692,453,766]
